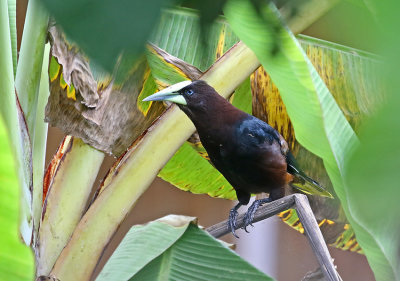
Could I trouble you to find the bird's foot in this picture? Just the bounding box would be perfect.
[243,198,272,232]
[227,203,242,238]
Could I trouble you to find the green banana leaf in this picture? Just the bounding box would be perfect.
[149,7,239,72]
[0,115,34,280]
[223,0,392,280]
[345,94,400,281]
[96,215,273,281]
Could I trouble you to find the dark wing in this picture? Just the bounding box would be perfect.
[235,116,282,148]
[237,115,332,198]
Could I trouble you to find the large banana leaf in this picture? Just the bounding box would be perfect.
[97,215,273,281]
[223,0,392,280]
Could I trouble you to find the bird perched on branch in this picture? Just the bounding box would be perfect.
[144,80,331,237]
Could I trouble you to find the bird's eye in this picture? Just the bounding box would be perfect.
[185,89,194,96]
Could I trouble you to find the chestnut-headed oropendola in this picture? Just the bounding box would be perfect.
[144,80,332,237]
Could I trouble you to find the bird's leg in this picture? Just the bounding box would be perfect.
[228,202,242,238]
[242,197,272,232]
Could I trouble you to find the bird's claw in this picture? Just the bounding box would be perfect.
[228,208,239,238]
[242,198,272,232]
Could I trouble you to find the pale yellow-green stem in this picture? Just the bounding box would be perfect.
[15,0,48,138]
[36,137,104,277]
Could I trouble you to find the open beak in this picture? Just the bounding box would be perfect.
[142,80,192,105]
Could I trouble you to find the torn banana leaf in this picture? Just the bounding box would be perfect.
[45,25,164,156]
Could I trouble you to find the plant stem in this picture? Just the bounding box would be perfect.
[0,0,33,245]
[32,43,50,241]
[15,0,48,138]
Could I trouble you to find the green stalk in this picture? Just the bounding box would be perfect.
[15,0,48,139]
[7,0,16,75]
[0,0,17,137]
[32,43,50,240]
[0,0,33,245]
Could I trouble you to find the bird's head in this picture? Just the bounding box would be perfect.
[143,80,223,116]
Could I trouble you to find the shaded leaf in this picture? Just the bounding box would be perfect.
[40,0,173,72]
[345,95,400,280]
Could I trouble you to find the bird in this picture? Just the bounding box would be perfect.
[143,80,332,237]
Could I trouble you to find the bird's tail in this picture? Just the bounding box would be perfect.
[290,171,333,198]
